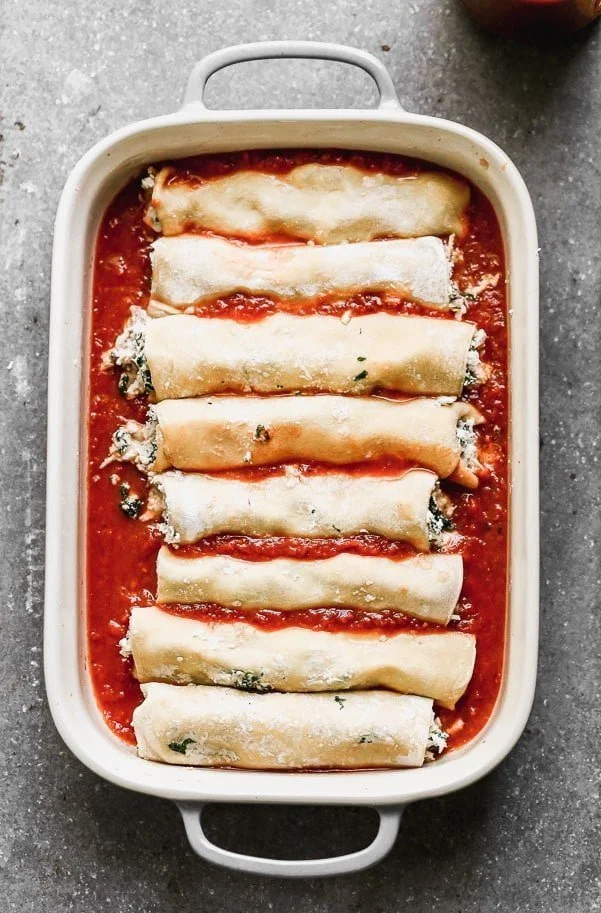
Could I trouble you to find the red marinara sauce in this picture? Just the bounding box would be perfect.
[87,148,508,754]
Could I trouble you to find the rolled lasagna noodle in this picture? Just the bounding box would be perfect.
[156,550,463,624]
[148,235,451,313]
[146,163,469,242]
[153,468,440,549]
[142,311,476,398]
[133,683,435,769]
[112,396,483,488]
[127,605,476,709]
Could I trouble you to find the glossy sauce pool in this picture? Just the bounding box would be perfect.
[87,148,508,756]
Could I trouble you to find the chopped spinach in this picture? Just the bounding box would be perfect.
[234,670,273,693]
[353,370,368,382]
[119,482,142,519]
[112,428,129,456]
[139,361,154,395]
[108,311,154,397]
[464,366,478,386]
[428,494,453,533]
[334,695,346,709]
[146,436,158,468]
[254,424,271,443]
[168,738,195,755]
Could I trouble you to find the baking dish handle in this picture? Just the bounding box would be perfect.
[183,41,402,111]
[177,802,404,877]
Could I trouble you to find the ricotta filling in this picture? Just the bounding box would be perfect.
[427,484,454,546]
[445,237,465,314]
[103,306,153,398]
[148,478,179,543]
[107,409,158,471]
[448,280,468,315]
[425,715,449,761]
[464,328,487,387]
[140,167,157,192]
[456,418,478,471]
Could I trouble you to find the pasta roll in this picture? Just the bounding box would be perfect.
[110,310,483,400]
[133,683,437,769]
[156,549,463,625]
[151,467,447,550]
[109,396,484,488]
[125,606,476,709]
[145,163,469,242]
[148,235,452,313]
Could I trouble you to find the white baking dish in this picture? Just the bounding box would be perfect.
[45,41,539,877]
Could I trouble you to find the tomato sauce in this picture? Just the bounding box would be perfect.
[165,291,467,323]
[87,149,508,754]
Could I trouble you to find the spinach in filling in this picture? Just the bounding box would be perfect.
[104,307,154,398]
[108,410,158,471]
[456,418,478,470]
[233,671,274,694]
[464,328,487,387]
[119,482,143,519]
[427,484,454,545]
[168,738,195,755]
[425,717,449,761]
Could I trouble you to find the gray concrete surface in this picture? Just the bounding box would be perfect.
[1,0,600,908]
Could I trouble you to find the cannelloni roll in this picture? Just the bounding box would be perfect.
[151,467,449,549]
[125,605,476,709]
[156,550,463,624]
[133,683,437,769]
[110,309,483,400]
[148,235,452,313]
[145,163,469,242]
[109,396,483,487]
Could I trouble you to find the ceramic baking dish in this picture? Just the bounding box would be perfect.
[45,41,539,877]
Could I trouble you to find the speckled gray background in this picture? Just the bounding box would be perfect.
[1,0,600,908]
